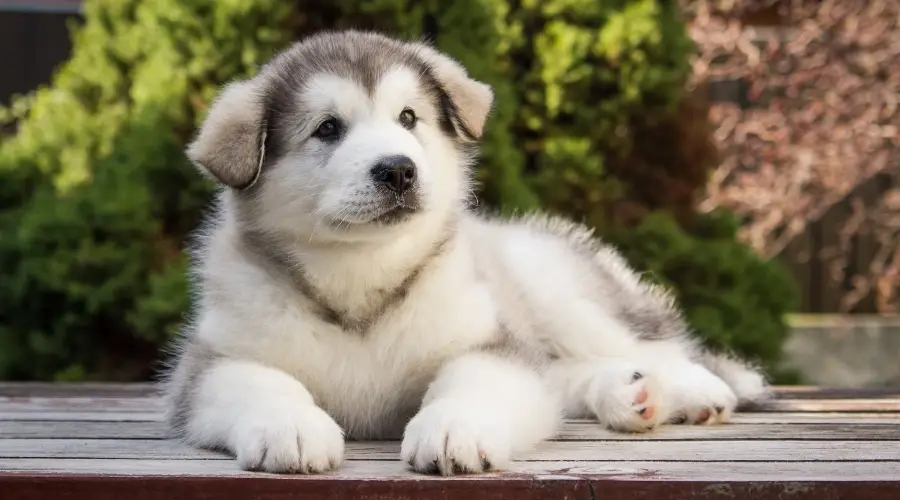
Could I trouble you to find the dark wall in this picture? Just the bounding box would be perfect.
[0,10,80,107]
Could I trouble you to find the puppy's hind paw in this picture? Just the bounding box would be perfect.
[663,362,739,426]
[586,362,663,433]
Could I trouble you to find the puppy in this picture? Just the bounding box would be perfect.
[161,30,769,476]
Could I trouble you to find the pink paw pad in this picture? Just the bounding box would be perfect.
[631,375,655,421]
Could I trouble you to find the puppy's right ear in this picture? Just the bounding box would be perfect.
[187,80,266,189]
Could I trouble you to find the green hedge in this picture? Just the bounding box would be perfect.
[0,0,293,380]
[0,0,798,381]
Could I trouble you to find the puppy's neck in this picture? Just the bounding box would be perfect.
[239,209,458,330]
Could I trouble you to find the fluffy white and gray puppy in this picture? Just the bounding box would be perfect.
[162,30,769,476]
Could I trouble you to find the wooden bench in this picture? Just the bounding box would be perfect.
[1,384,898,499]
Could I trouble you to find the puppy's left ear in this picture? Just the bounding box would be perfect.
[187,79,267,189]
[415,45,494,141]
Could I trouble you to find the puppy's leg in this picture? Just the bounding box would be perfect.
[184,359,344,473]
[401,353,560,476]
[545,358,666,432]
[546,356,740,430]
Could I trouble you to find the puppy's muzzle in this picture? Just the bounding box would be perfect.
[371,155,417,194]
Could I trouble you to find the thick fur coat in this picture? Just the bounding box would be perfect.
[161,30,769,476]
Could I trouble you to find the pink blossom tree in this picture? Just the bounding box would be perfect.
[685,0,900,312]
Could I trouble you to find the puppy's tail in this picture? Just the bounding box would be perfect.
[698,350,772,403]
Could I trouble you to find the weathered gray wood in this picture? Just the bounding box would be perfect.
[4,419,900,441]
[731,413,900,424]
[1,384,899,500]
[3,438,899,462]
[0,421,172,439]
[553,421,900,441]
[744,398,900,413]
[5,409,900,425]
[2,458,900,481]
[3,383,896,400]
[0,411,165,422]
[0,383,157,398]
[0,397,164,412]
[772,386,900,399]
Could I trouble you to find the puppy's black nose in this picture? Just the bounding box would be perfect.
[371,155,416,193]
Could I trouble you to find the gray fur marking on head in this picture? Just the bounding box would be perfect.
[186,30,493,193]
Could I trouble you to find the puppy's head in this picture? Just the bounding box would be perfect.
[187,31,493,243]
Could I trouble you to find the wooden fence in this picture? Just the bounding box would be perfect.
[778,173,898,313]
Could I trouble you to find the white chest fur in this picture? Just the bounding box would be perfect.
[196,240,499,438]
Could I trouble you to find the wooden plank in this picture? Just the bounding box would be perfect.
[0,397,164,413]
[0,411,165,422]
[3,384,897,401]
[772,386,900,399]
[2,458,900,481]
[5,420,900,441]
[3,410,899,424]
[5,396,889,415]
[0,421,173,439]
[3,438,899,462]
[553,421,900,441]
[2,463,900,500]
[0,383,157,398]
[744,398,900,413]
[731,413,900,424]
[2,386,898,413]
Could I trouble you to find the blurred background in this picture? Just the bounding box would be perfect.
[0,0,896,386]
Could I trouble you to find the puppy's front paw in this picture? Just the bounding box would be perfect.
[401,400,511,476]
[586,361,663,433]
[232,404,344,474]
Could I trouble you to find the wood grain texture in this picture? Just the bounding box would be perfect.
[0,411,165,422]
[0,383,898,500]
[744,398,900,413]
[6,420,900,441]
[0,383,157,398]
[3,438,900,462]
[3,459,900,480]
[2,472,899,500]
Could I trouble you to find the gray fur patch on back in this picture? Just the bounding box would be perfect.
[517,213,691,342]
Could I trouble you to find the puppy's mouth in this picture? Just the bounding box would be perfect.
[331,195,422,227]
[373,202,419,225]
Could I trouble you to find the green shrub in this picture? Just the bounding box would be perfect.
[0,0,292,380]
[502,0,699,222]
[0,0,798,381]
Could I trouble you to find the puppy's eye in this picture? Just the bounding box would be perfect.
[399,108,417,130]
[312,118,342,141]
